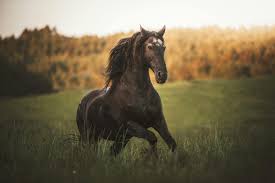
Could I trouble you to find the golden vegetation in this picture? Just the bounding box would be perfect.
[0,25,275,95]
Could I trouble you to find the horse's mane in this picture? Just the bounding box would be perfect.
[105,32,148,88]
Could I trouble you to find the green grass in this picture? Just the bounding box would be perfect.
[1,76,275,183]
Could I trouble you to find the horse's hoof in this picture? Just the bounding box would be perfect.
[170,140,177,152]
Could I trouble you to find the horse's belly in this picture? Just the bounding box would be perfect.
[90,117,125,140]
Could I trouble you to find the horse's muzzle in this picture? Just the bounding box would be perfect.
[156,71,167,84]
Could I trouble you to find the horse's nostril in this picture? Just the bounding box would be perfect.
[157,71,162,78]
[157,71,167,79]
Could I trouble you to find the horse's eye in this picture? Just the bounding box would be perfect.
[148,45,153,50]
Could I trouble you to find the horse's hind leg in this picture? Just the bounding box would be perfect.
[76,104,88,143]
[126,121,158,154]
[110,136,130,156]
[76,107,98,148]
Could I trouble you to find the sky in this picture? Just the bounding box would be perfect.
[0,0,275,37]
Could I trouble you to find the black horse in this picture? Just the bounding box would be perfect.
[76,26,176,155]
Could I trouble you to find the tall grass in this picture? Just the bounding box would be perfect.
[1,119,274,183]
[1,76,275,182]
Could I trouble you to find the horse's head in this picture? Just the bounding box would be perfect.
[140,26,167,84]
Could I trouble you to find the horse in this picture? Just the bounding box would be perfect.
[76,25,177,156]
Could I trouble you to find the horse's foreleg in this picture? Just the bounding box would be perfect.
[153,116,177,152]
[126,121,158,152]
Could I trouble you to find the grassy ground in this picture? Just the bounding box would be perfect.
[0,76,275,183]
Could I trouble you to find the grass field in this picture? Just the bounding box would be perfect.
[1,76,275,183]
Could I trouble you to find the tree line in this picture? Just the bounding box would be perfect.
[0,25,275,96]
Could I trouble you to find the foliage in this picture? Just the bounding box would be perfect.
[1,26,275,95]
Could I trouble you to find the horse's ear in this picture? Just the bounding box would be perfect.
[140,25,149,37]
[158,25,166,37]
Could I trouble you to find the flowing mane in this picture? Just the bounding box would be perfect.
[104,31,152,88]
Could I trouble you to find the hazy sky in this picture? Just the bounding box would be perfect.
[1,0,275,37]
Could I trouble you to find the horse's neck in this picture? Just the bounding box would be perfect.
[120,64,153,91]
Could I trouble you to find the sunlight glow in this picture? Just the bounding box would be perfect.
[1,0,275,37]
